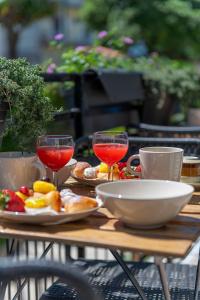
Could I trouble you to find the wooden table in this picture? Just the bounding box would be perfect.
[1,178,200,300]
[0,178,199,258]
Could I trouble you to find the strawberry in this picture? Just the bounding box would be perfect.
[135,165,142,173]
[0,190,10,210]
[117,162,127,171]
[19,186,30,197]
[6,195,25,213]
[119,169,133,179]
[0,189,25,212]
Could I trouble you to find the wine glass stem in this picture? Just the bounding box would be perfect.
[108,165,113,181]
[52,171,58,189]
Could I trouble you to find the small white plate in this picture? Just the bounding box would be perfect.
[71,172,109,187]
[0,198,102,225]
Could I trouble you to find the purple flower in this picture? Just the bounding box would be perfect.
[123,37,134,45]
[98,31,108,39]
[75,45,86,52]
[54,33,64,41]
[47,63,56,74]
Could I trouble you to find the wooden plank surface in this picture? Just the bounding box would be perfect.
[0,206,199,257]
[0,177,199,257]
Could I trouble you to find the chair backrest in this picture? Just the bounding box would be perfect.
[133,123,200,138]
[0,259,102,300]
[75,135,200,164]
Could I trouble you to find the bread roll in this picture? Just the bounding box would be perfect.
[73,162,91,178]
[64,196,97,213]
[45,191,62,212]
[83,167,97,179]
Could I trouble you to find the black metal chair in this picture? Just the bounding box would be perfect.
[41,259,199,300]
[130,123,200,138]
[0,258,101,300]
[75,135,200,165]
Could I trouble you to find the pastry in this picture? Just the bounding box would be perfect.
[83,167,97,179]
[97,172,119,181]
[73,162,91,178]
[44,191,62,212]
[64,196,97,213]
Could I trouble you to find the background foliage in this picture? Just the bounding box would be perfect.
[0,0,56,58]
[82,0,200,60]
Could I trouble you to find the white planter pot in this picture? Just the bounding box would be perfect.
[187,108,200,125]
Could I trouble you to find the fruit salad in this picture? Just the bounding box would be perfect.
[0,179,97,214]
[74,161,141,181]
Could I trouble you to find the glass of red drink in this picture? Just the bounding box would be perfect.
[36,135,74,187]
[92,131,128,180]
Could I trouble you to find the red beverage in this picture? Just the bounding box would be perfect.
[93,143,128,166]
[37,146,74,172]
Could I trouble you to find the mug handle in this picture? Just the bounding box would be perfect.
[126,154,141,177]
[32,160,46,179]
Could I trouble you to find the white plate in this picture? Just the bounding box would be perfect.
[71,172,109,187]
[0,198,102,225]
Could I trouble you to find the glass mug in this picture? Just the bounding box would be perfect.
[127,147,184,181]
[181,156,200,184]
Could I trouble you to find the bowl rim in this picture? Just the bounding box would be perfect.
[95,179,194,200]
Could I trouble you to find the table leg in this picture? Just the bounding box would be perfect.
[11,241,54,300]
[0,239,19,300]
[155,256,171,300]
[110,249,148,300]
[194,242,200,300]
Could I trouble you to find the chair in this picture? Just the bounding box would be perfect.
[0,258,101,300]
[75,135,200,164]
[41,259,199,300]
[131,123,200,138]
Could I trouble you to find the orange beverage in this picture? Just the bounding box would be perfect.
[93,143,128,166]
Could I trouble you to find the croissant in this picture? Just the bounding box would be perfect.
[64,196,97,213]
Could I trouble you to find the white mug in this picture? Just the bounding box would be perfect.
[0,152,46,190]
[127,147,184,181]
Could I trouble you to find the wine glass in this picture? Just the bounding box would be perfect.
[92,131,128,180]
[36,135,74,188]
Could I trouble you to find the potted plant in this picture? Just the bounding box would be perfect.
[0,57,54,151]
[44,31,200,126]
[130,56,200,124]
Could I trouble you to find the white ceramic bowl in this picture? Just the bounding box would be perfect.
[46,158,77,186]
[96,180,194,229]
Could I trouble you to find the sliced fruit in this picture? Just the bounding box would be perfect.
[25,197,47,209]
[99,163,119,174]
[99,163,109,173]
[0,190,10,210]
[5,194,25,212]
[19,186,30,196]
[135,165,142,173]
[16,191,28,202]
[33,181,56,194]
[0,189,25,212]
[117,162,127,171]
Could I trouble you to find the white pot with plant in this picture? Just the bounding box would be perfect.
[0,57,54,189]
